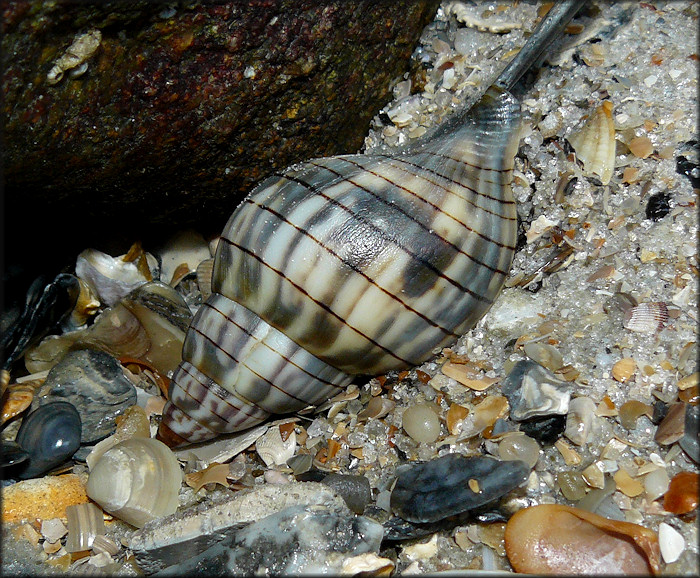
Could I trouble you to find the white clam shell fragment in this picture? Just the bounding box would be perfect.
[255,425,296,467]
[623,301,669,333]
[86,438,182,528]
[658,522,685,564]
[567,100,615,185]
[76,247,153,306]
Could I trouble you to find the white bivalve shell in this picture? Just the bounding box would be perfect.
[86,438,182,528]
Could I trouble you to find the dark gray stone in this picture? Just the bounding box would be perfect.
[321,473,372,514]
[390,454,530,523]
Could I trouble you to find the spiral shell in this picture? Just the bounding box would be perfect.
[158,86,520,447]
[86,438,182,528]
[157,2,584,447]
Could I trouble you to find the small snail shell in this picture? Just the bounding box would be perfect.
[86,438,181,528]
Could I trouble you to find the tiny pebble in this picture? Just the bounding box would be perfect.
[498,433,541,468]
[402,403,441,443]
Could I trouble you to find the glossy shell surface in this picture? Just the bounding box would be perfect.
[159,86,521,446]
[86,437,182,528]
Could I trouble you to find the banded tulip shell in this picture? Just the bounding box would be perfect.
[86,438,182,528]
[158,85,520,447]
[157,2,584,447]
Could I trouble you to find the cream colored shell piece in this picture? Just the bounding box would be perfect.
[568,100,616,185]
[86,438,182,528]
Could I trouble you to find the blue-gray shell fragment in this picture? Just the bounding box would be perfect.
[14,401,82,479]
[37,348,137,444]
[390,453,530,523]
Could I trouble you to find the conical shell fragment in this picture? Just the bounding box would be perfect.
[568,100,616,185]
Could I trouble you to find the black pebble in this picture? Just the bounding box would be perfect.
[519,414,567,445]
[651,400,668,425]
[645,192,672,221]
[321,473,372,514]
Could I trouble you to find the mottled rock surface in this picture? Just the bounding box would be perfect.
[130,481,348,573]
[154,504,384,576]
[1,0,440,281]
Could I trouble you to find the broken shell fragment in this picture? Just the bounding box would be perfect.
[255,425,296,467]
[65,279,101,331]
[75,247,152,307]
[619,399,653,430]
[623,302,669,333]
[504,504,661,575]
[658,522,685,564]
[65,502,105,553]
[612,358,637,383]
[567,100,615,185]
[663,471,699,515]
[564,396,596,446]
[46,29,101,85]
[357,396,395,422]
[25,281,192,376]
[195,258,215,301]
[654,402,686,445]
[1,382,36,425]
[501,360,571,421]
[86,438,182,528]
[523,342,564,372]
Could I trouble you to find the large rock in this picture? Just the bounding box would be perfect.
[1,0,439,275]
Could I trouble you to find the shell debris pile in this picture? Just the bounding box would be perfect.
[1,1,698,576]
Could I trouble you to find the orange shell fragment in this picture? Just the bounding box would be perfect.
[504,503,660,575]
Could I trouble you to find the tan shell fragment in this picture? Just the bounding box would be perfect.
[505,504,661,575]
[568,100,615,185]
[47,29,102,85]
[1,382,37,425]
[441,361,498,390]
[196,258,215,301]
[184,462,231,492]
[612,357,637,383]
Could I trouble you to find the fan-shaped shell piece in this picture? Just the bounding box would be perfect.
[86,438,182,528]
[567,100,615,185]
[255,426,296,467]
[623,301,669,333]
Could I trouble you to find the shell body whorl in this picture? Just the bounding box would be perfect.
[159,87,521,447]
